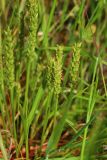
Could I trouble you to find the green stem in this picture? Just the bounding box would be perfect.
[23,61,31,160]
[53,94,58,128]
[10,88,17,143]
[43,0,57,47]
[25,125,29,160]
[23,61,31,116]
[41,92,53,146]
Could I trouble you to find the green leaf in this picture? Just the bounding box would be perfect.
[48,157,79,160]
[27,86,44,127]
[46,92,73,154]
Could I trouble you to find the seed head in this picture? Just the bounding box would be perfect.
[47,46,63,95]
[70,43,81,89]
[3,27,15,89]
[25,0,38,61]
[0,25,3,88]
[47,57,54,91]
[15,82,21,99]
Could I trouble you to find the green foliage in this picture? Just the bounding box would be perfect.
[0,1,106,160]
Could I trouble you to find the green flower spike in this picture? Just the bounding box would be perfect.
[0,24,3,88]
[47,46,63,95]
[70,43,81,89]
[25,0,38,61]
[3,27,15,90]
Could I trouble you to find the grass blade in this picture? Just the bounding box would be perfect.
[46,92,73,154]
[27,86,44,127]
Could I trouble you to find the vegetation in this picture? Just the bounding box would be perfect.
[0,0,107,159]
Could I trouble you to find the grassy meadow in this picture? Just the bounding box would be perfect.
[0,0,107,159]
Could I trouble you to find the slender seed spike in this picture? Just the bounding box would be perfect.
[54,46,63,95]
[3,27,15,89]
[25,0,38,61]
[0,23,3,88]
[70,43,81,89]
[15,82,21,99]
[47,46,63,95]
[47,57,54,91]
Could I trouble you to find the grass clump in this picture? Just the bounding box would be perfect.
[0,0,107,160]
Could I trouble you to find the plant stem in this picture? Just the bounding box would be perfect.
[41,92,53,146]
[10,88,18,145]
[53,94,58,128]
[23,61,31,160]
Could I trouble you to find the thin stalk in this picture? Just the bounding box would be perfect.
[43,0,57,47]
[100,62,107,97]
[53,94,58,128]
[0,96,6,128]
[23,61,31,116]
[23,61,31,160]
[25,125,29,160]
[10,88,17,144]
[41,92,53,146]
[60,0,69,28]
[0,17,5,128]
